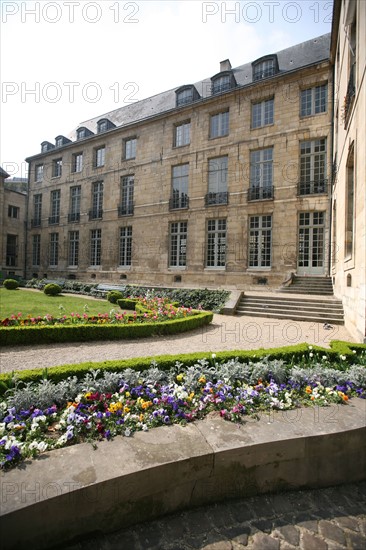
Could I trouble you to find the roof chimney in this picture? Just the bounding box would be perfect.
[220,59,232,72]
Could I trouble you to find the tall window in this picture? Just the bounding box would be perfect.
[95,146,105,168]
[32,235,41,266]
[32,194,42,227]
[90,181,103,219]
[124,138,137,160]
[119,227,132,266]
[50,190,60,224]
[210,111,229,138]
[119,175,134,216]
[174,121,190,147]
[212,74,232,94]
[72,152,83,173]
[299,138,327,195]
[69,185,81,222]
[171,164,189,209]
[176,88,193,106]
[251,98,274,128]
[300,84,327,117]
[90,229,102,266]
[52,159,62,178]
[49,233,59,266]
[68,231,79,266]
[35,164,44,182]
[345,145,354,259]
[249,215,272,268]
[249,148,273,200]
[206,219,226,268]
[6,235,17,266]
[206,156,228,205]
[170,222,187,267]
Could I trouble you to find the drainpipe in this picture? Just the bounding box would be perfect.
[24,163,30,279]
[328,64,335,279]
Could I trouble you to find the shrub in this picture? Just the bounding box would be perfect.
[3,279,19,290]
[44,283,62,296]
[117,298,138,310]
[107,290,124,304]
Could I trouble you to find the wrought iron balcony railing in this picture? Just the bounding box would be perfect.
[205,192,228,206]
[298,180,328,196]
[248,186,274,201]
[89,209,103,220]
[48,215,60,225]
[343,63,356,127]
[118,204,134,217]
[169,196,189,210]
[31,218,41,228]
[68,212,80,223]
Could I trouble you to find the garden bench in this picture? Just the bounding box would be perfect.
[91,283,126,298]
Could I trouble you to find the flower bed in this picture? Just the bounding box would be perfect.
[0,298,212,346]
[1,350,365,470]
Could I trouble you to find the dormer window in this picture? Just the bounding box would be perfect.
[252,55,278,81]
[55,135,72,148]
[211,71,236,95]
[76,127,94,140]
[41,141,55,153]
[175,85,200,107]
[97,118,116,133]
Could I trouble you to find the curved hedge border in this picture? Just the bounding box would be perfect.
[0,310,213,347]
[0,340,364,396]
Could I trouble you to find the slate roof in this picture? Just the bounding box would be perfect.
[71,33,330,139]
[0,166,10,179]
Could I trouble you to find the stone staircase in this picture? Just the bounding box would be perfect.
[236,277,344,324]
[279,275,334,295]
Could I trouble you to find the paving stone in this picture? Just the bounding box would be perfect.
[301,531,328,549]
[200,542,233,550]
[250,533,280,549]
[345,531,366,549]
[230,502,255,524]
[222,526,251,541]
[249,498,275,519]
[251,519,273,533]
[279,543,297,550]
[334,515,360,532]
[232,533,249,546]
[268,494,297,515]
[319,520,346,545]
[207,503,236,530]
[295,514,319,532]
[275,525,300,546]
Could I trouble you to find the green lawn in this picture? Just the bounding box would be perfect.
[0,288,118,318]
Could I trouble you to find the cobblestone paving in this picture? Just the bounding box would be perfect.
[62,482,366,550]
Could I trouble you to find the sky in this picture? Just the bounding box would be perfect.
[1,0,333,178]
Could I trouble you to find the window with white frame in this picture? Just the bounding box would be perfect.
[32,234,41,266]
[300,84,327,117]
[174,121,190,147]
[52,158,62,178]
[119,226,132,266]
[249,215,272,268]
[33,194,42,226]
[69,186,81,222]
[299,138,327,194]
[206,219,226,268]
[212,74,231,94]
[170,221,187,267]
[251,98,274,128]
[120,175,134,216]
[210,110,229,138]
[249,148,273,200]
[206,156,228,205]
[95,146,105,168]
[91,181,103,219]
[35,164,44,182]
[176,88,193,106]
[124,137,137,160]
[49,233,59,266]
[90,228,101,266]
[253,57,277,81]
[72,152,83,173]
[171,164,189,209]
[50,190,60,224]
[68,231,79,266]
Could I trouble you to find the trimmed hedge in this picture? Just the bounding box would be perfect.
[0,311,213,347]
[117,298,138,310]
[44,283,62,296]
[0,340,364,395]
[107,290,124,304]
[3,279,19,290]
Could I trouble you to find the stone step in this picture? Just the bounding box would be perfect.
[236,309,344,324]
[243,295,342,306]
[238,302,344,313]
[280,289,334,295]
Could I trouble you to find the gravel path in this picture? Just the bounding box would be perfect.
[0,314,355,374]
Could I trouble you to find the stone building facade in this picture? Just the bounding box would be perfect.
[25,34,333,291]
[331,0,365,342]
[0,169,27,280]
